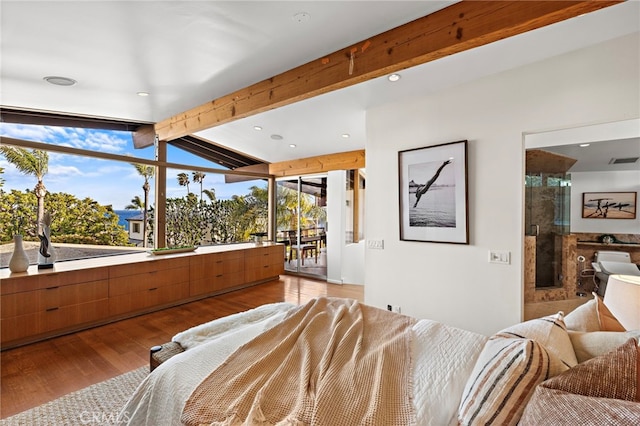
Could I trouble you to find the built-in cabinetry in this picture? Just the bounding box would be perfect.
[109,257,190,317]
[190,249,245,296]
[244,244,285,283]
[1,268,110,345]
[1,243,284,349]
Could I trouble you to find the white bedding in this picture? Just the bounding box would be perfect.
[122,302,487,426]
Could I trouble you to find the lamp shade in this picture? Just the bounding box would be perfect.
[603,274,640,330]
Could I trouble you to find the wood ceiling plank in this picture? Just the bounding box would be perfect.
[269,150,365,177]
[526,149,577,174]
[155,0,621,142]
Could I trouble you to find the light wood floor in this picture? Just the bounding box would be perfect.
[0,275,363,419]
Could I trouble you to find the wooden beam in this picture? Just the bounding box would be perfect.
[224,163,270,183]
[155,0,621,141]
[269,150,365,177]
[132,124,156,149]
[155,142,167,248]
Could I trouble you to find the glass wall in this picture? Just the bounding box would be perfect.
[276,176,327,277]
[151,168,268,247]
[525,172,571,288]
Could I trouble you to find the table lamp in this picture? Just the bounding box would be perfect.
[603,274,640,330]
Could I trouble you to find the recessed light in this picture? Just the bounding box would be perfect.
[579,143,590,147]
[341,133,350,138]
[253,126,263,131]
[137,91,150,97]
[270,134,283,140]
[43,76,77,86]
[387,73,401,82]
[289,144,297,148]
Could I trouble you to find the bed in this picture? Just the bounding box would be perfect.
[121,297,488,425]
[121,296,640,426]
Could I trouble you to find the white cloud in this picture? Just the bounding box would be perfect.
[0,123,132,154]
[48,165,84,178]
[0,123,53,141]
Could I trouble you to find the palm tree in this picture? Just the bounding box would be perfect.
[192,171,206,202]
[132,163,154,248]
[125,195,144,211]
[177,172,190,194]
[203,188,216,202]
[0,147,48,235]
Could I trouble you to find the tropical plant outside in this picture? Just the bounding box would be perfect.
[0,189,129,245]
[147,183,269,247]
[0,145,325,255]
[131,163,155,248]
[192,171,206,202]
[0,146,49,234]
[276,184,326,232]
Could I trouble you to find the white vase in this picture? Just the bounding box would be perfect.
[9,234,30,273]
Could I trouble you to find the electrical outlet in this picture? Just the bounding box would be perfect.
[488,250,511,264]
[367,239,384,250]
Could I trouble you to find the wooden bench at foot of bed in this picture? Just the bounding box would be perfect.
[150,342,186,372]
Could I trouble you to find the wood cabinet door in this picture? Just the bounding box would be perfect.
[109,282,189,316]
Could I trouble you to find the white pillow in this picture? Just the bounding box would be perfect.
[564,299,599,332]
[496,312,577,376]
[568,330,640,363]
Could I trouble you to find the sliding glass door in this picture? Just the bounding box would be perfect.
[276,175,327,278]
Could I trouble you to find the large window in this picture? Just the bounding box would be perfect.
[0,122,270,267]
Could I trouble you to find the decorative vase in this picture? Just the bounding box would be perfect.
[9,234,30,273]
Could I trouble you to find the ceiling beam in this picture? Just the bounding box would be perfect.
[269,150,365,177]
[155,0,621,142]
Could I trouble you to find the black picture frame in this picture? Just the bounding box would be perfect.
[399,140,469,244]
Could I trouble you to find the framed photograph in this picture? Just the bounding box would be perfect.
[399,140,468,244]
[582,192,637,219]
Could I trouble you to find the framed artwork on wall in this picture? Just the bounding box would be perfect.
[582,191,637,219]
[398,140,469,244]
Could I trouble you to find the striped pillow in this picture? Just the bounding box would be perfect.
[458,337,550,426]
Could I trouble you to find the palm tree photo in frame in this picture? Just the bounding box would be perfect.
[582,191,637,219]
[399,140,469,244]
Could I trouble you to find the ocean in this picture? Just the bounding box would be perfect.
[114,210,141,231]
[409,186,457,228]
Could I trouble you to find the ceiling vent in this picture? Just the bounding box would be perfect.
[609,157,639,165]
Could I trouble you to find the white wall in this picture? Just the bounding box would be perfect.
[364,33,640,336]
[570,170,640,233]
[326,170,365,285]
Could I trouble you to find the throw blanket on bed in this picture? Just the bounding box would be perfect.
[181,297,417,426]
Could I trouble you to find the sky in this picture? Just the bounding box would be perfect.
[0,123,260,210]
